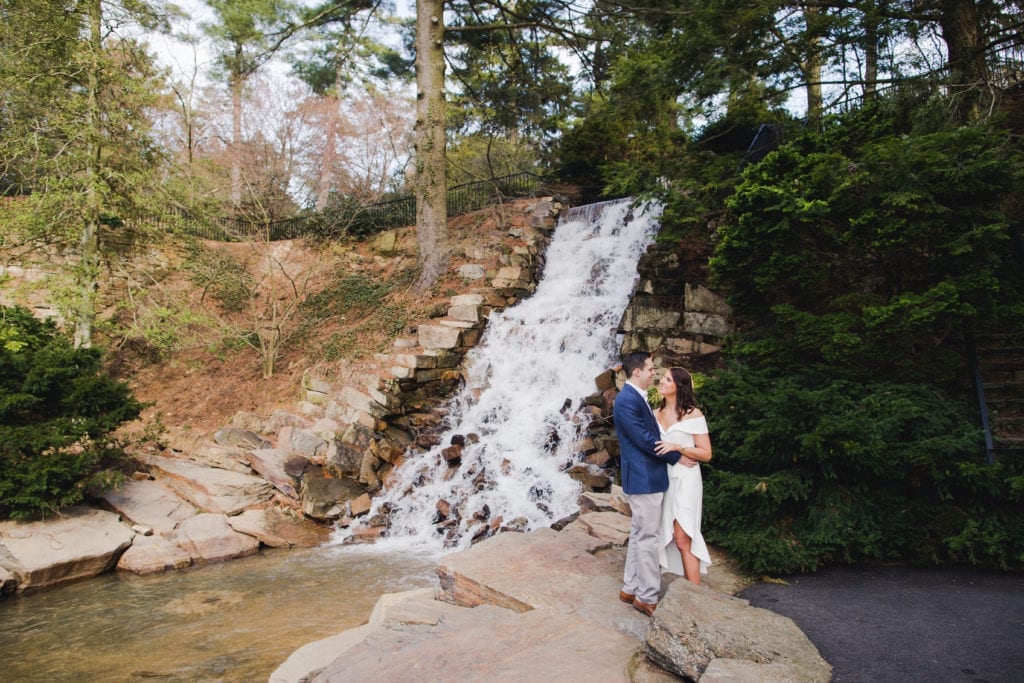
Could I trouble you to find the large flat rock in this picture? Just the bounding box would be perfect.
[282,588,645,683]
[97,479,197,534]
[323,603,642,682]
[436,526,649,640]
[227,507,331,548]
[140,454,274,515]
[646,579,831,682]
[0,507,135,590]
[116,533,193,575]
[275,513,826,683]
[174,513,260,563]
[242,448,307,499]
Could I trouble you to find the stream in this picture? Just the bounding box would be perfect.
[0,545,437,681]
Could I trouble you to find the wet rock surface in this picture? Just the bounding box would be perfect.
[272,501,830,683]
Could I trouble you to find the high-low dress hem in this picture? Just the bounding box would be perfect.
[658,416,713,576]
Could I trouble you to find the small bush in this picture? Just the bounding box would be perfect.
[0,306,143,519]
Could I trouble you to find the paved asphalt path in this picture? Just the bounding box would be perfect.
[738,565,1024,683]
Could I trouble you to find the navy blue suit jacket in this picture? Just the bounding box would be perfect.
[614,383,682,495]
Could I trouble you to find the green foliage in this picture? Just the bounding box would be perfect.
[183,242,254,313]
[299,270,413,361]
[711,108,1024,381]
[446,133,541,186]
[445,0,577,143]
[302,273,396,319]
[694,100,1024,574]
[0,306,143,519]
[700,365,1024,573]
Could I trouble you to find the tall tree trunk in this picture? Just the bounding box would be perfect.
[230,43,244,207]
[76,0,102,349]
[940,0,987,122]
[413,0,448,293]
[316,91,341,211]
[862,5,879,101]
[803,6,824,121]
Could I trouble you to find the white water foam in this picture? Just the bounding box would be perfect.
[341,199,661,552]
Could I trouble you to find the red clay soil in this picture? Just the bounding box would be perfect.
[116,199,543,444]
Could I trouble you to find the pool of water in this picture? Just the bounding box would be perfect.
[0,545,438,681]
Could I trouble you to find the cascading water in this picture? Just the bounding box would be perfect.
[347,198,661,551]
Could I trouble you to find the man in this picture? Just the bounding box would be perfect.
[614,351,681,616]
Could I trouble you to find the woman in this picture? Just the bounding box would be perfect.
[653,367,713,585]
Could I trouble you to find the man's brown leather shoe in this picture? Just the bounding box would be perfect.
[632,598,657,617]
[619,591,635,604]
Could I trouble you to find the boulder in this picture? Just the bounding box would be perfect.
[565,511,632,546]
[116,533,193,575]
[567,463,612,491]
[1,565,18,593]
[645,579,831,682]
[358,449,382,491]
[230,410,266,434]
[681,311,731,339]
[265,409,314,434]
[310,418,342,440]
[685,283,732,316]
[277,427,328,459]
[243,448,308,499]
[213,427,272,451]
[700,658,808,682]
[271,624,376,683]
[349,493,372,517]
[579,486,631,516]
[299,468,366,521]
[97,479,197,534]
[0,507,135,590]
[296,587,645,683]
[227,508,331,548]
[174,513,260,563]
[457,264,485,280]
[448,303,480,322]
[330,604,641,682]
[372,229,397,254]
[417,323,463,350]
[435,527,648,638]
[140,454,275,515]
[186,443,252,473]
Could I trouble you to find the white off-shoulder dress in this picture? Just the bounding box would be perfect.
[658,416,713,576]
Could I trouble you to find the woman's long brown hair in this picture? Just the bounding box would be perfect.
[665,367,698,421]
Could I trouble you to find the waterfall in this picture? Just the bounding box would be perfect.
[346,198,661,552]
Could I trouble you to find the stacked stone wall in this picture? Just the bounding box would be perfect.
[0,225,182,321]
[618,240,732,370]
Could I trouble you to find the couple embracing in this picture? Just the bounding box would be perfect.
[614,351,713,616]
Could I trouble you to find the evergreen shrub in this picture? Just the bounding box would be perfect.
[701,99,1024,573]
[700,365,1024,573]
[0,306,143,519]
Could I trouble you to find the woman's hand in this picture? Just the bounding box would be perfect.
[656,440,700,467]
[654,440,677,456]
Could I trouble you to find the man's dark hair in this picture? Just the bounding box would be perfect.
[621,351,650,379]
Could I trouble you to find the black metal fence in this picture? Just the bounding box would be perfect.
[132,172,546,243]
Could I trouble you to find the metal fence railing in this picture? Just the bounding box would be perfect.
[1,172,551,242]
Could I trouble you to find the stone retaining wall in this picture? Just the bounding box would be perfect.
[0,225,182,321]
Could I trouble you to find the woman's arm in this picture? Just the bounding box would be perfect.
[654,431,712,464]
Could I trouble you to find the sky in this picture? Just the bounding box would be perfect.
[148,0,414,85]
